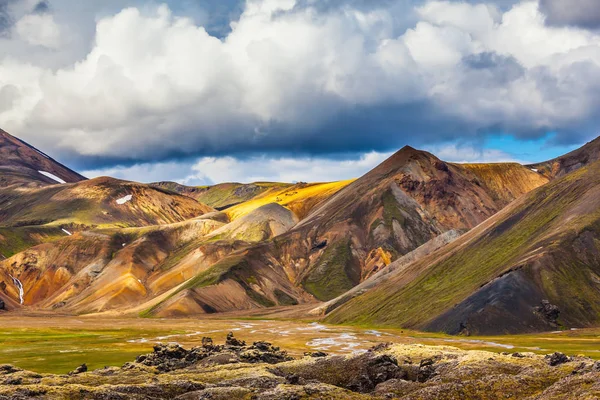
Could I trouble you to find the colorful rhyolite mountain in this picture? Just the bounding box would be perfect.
[1,128,600,335]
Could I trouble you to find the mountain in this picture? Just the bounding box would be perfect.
[2,129,588,324]
[151,181,292,210]
[0,128,86,188]
[262,147,548,302]
[326,158,600,334]
[0,176,214,229]
[528,136,600,179]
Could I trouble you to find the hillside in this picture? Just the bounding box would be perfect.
[225,180,353,221]
[269,147,548,301]
[528,136,600,179]
[0,177,214,229]
[152,181,291,210]
[0,128,86,188]
[0,131,571,319]
[327,159,600,334]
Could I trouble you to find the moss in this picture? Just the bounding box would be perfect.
[245,288,276,307]
[382,190,405,228]
[274,289,299,306]
[303,239,360,301]
[0,226,65,258]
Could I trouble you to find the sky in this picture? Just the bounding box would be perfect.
[0,0,599,185]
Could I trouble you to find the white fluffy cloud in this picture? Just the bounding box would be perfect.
[1,0,600,171]
[15,13,61,48]
[83,151,393,184]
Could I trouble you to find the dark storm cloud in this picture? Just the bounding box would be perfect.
[33,1,50,14]
[540,0,600,29]
[0,0,13,37]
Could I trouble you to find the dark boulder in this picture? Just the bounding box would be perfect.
[225,332,246,347]
[304,351,328,358]
[69,364,87,375]
[535,300,560,326]
[546,352,570,366]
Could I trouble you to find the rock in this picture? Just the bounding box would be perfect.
[304,351,328,358]
[311,240,328,252]
[4,377,22,385]
[134,336,293,372]
[0,299,5,310]
[69,364,87,375]
[535,300,560,325]
[418,357,439,382]
[225,332,245,347]
[240,342,293,364]
[546,352,570,366]
[0,365,21,375]
[273,352,403,393]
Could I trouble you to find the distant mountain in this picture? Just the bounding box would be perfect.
[0,128,86,188]
[528,136,600,179]
[327,157,600,334]
[151,181,291,210]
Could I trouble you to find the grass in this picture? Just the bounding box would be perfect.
[197,182,291,209]
[303,239,359,301]
[0,318,599,375]
[0,226,65,258]
[225,180,353,221]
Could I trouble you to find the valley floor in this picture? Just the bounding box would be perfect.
[0,315,599,375]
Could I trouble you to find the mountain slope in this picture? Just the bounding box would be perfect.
[274,147,548,301]
[0,128,86,187]
[152,181,292,210]
[528,136,600,179]
[327,159,600,334]
[0,177,214,229]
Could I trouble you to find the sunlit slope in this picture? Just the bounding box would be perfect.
[459,163,549,205]
[152,181,291,210]
[0,176,214,230]
[0,215,227,311]
[225,180,354,220]
[328,160,600,334]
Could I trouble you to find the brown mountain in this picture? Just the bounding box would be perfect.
[528,136,600,179]
[327,157,600,334]
[2,131,581,323]
[0,128,86,188]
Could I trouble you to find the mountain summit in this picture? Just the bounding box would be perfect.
[0,129,86,187]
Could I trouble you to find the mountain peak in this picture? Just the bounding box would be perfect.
[0,128,86,188]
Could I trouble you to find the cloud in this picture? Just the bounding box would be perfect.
[1,0,600,172]
[424,143,519,163]
[82,151,393,184]
[33,1,50,14]
[15,12,61,48]
[540,0,600,29]
[0,0,13,36]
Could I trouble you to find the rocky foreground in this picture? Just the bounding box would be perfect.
[0,333,599,399]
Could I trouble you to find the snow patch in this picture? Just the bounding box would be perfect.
[116,194,133,205]
[38,171,66,184]
[530,168,538,173]
[62,229,72,236]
